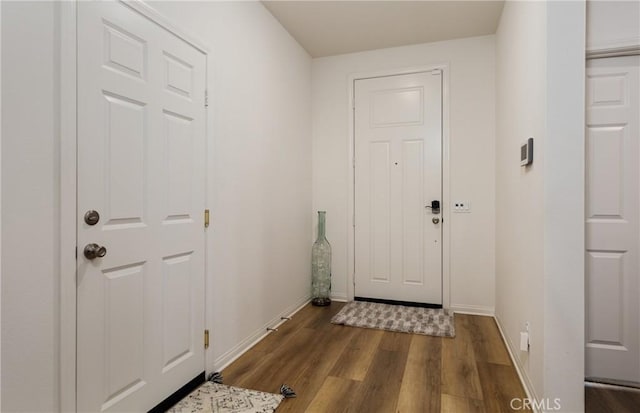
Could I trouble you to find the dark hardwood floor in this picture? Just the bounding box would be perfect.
[586,383,640,413]
[222,302,530,412]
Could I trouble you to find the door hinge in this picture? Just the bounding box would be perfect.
[204,89,209,108]
[204,209,210,228]
[204,329,210,349]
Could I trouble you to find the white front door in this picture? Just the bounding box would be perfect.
[354,71,443,305]
[76,2,207,411]
[585,55,640,384]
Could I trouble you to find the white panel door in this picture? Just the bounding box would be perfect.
[585,56,640,384]
[76,2,207,411]
[354,71,442,305]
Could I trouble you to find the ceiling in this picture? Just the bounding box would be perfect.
[262,1,505,58]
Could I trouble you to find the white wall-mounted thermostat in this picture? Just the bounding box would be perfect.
[521,137,534,166]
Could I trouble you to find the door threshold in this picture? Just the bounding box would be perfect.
[148,371,205,413]
[354,296,443,309]
[586,377,640,391]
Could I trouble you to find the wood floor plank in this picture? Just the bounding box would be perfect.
[585,386,615,413]
[441,319,483,400]
[258,304,321,351]
[379,330,413,353]
[396,334,442,413]
[305,376,362,413]
[441,394,486,413]
[329,327,384,381]
[303,302,344,330]
[219,346,272,388]
[226,327,319,392]
[476,362,530,412]
[223,304,328,386]
[224,302,346,389]
[468,315,511,366]
[352,348,408,413]
[452,315,476,357]
[270,325,356,412]
[586,385,640,413]
[215,304,530,413]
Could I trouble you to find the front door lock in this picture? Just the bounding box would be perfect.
[84,243,107,260]
[84,210,100,226]
[432,217,440,224]
[426,200,440,214]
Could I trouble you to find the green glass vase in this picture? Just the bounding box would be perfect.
[311,211,331,306]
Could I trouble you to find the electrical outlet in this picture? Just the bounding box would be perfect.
[453,201,471,213]
[520,331,529,352]
[520,321,531,352]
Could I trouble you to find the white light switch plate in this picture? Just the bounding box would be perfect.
[453,201,471,213]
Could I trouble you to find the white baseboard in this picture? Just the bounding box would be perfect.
[450,304,495,316]
[331,292,348,302]
[494,314,541,413]
[212,294,311,372]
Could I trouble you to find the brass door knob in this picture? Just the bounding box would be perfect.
[432,217,440,224]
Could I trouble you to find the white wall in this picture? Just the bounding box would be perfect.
[495,0,547,399]
[151,1,313,370]
[495,1,585,411]
[1,2,61,411]
[587,0,640,52]
[311,36,496,313]
[544,2,585,410]
[1,1,311,411]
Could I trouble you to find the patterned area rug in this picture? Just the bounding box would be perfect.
[331,301,455,337]
[168,382,284,413]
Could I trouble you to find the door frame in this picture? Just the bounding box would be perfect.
[347,64,451,308]
[59,2,212,411]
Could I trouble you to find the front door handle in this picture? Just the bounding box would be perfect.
[84,243,107,260]
[432,217,440,224]
[425,200,440,214]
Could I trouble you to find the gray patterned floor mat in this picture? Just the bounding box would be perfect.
[331,300,455,337]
